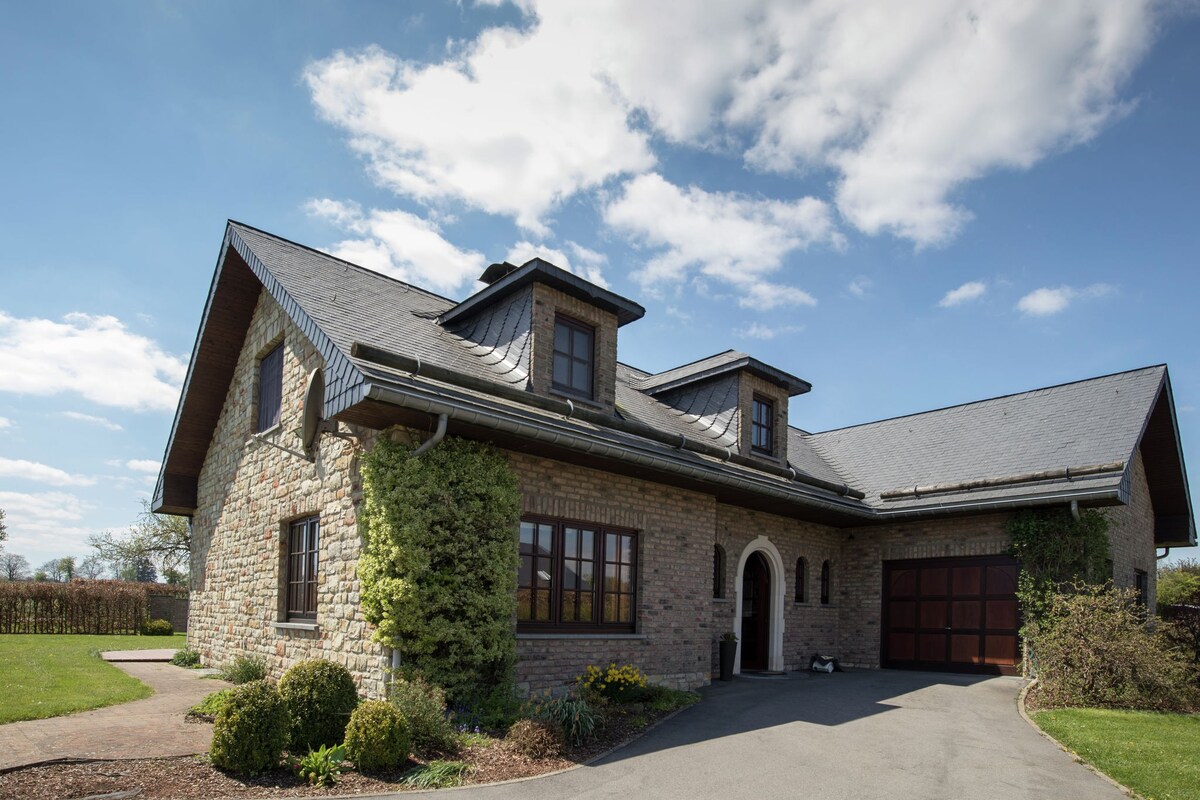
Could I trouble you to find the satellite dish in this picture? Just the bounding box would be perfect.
[301,368,325,451]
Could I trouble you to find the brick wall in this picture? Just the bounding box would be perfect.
[510,452,718,693]
[529,283,619,413]
[836,513,1013,667]
[1108,450,1157,607]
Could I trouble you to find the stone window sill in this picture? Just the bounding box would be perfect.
[517,633,647,640]
[273,621,319,633]
[712,598,731,603]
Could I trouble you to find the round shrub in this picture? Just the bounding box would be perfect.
[344,700,410,772]
[388,673,456,756]
[279,659,360,751]
[141,618,174,636]
[505,719,565,759]
[209,680,290,775]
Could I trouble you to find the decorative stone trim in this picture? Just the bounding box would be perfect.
[272,622,319,632]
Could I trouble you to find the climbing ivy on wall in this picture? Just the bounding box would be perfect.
[359,431,521,703]
[1008,507,1111,629]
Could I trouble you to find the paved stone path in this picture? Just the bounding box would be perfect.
[100,649,179,662]
[0,661,232,771]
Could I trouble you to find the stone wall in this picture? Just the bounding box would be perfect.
[188,291,389,698]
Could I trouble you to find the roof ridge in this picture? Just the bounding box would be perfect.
[810,364,1167,436]
[638,348,743,380]
[227,219,459,306]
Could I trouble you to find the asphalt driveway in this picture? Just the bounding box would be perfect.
[416,669,1124,800]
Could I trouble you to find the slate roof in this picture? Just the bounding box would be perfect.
[807,367,1167,511]
[156,222,1193,544]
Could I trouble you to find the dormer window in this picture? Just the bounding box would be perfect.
[553,314,594,399]
[751,395,774,455]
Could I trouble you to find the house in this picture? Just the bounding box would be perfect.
[154,221,1195,697]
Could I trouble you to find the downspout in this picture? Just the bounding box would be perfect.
[1157,548,1172,561]
[411,413,448,457]
[1070,499,1081,521]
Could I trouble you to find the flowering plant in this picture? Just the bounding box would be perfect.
[578,662,649,701]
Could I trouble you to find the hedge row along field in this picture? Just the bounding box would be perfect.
[0,580,149,634]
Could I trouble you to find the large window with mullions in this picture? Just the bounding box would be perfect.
[517,517,637,632]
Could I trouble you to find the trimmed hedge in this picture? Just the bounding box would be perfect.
[141,618,174,636]
[0,579,147,634]
[279,659,360,751]
[209,680,290,775]
[344,700,410,772]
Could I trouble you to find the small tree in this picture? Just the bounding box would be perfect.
[359,433,521,704]
[1,553,29,581]
[39,559,66,582]
[57,556,76,582]
[1158,558,1200,611]
[0,506,7,545]
[89,501,190,578]
[77,554,107,580]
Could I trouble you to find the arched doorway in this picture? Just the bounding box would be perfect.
[733,536,786,673]
[741,552,770,670]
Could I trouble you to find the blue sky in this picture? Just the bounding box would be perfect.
[1,1,1197,570]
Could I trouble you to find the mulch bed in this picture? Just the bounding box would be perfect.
[0,705,681,800]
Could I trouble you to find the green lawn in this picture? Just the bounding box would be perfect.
[1034,708,1200,800]
[0,633,186,724]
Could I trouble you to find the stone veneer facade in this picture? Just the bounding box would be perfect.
[188,290,1161,698]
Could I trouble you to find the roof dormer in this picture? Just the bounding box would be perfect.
[439,258,644,414]
[638,350,810,463]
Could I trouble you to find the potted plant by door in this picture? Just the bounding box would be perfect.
[718,632,738,681]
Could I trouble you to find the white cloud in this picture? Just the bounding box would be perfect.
[505,241,608,287]
[0,457,95,487]
[0,490,92,555]
[306,199,487,294]
[124,459,161,474]
[664,306,692,322]
[939,280,988,307]
[1016,283,1114,316]
[0,416,11,430]
[848,277,873,298]
[61,411,124,431]
[0,312,186,412]
[306,2,1157,248]
[303,42,654,234]
[735,322,804,340]
[604,173,836,308]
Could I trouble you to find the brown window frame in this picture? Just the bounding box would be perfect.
[517,515,637,633]
[713,544,727,599]
[551,314,595,400]
[820,559,831,605]
[257,342,284,433]
[285,516,319,621]
[1134,569,1148,607]
[795,557,807,603]
[751,395,774,455]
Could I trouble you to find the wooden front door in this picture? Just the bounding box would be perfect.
[741,551,770,671]
[882,555,1021,675]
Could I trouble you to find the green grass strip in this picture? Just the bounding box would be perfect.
[1034,707,1200,800]
[0,633,185,724]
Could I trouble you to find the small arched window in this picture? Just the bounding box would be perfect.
[820,560,831,605]
[713,545,726,599]
[795,557,807,602]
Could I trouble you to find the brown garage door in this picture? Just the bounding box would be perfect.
[882,555,1021,675]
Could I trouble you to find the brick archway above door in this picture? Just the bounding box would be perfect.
[882,555,1021,675]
